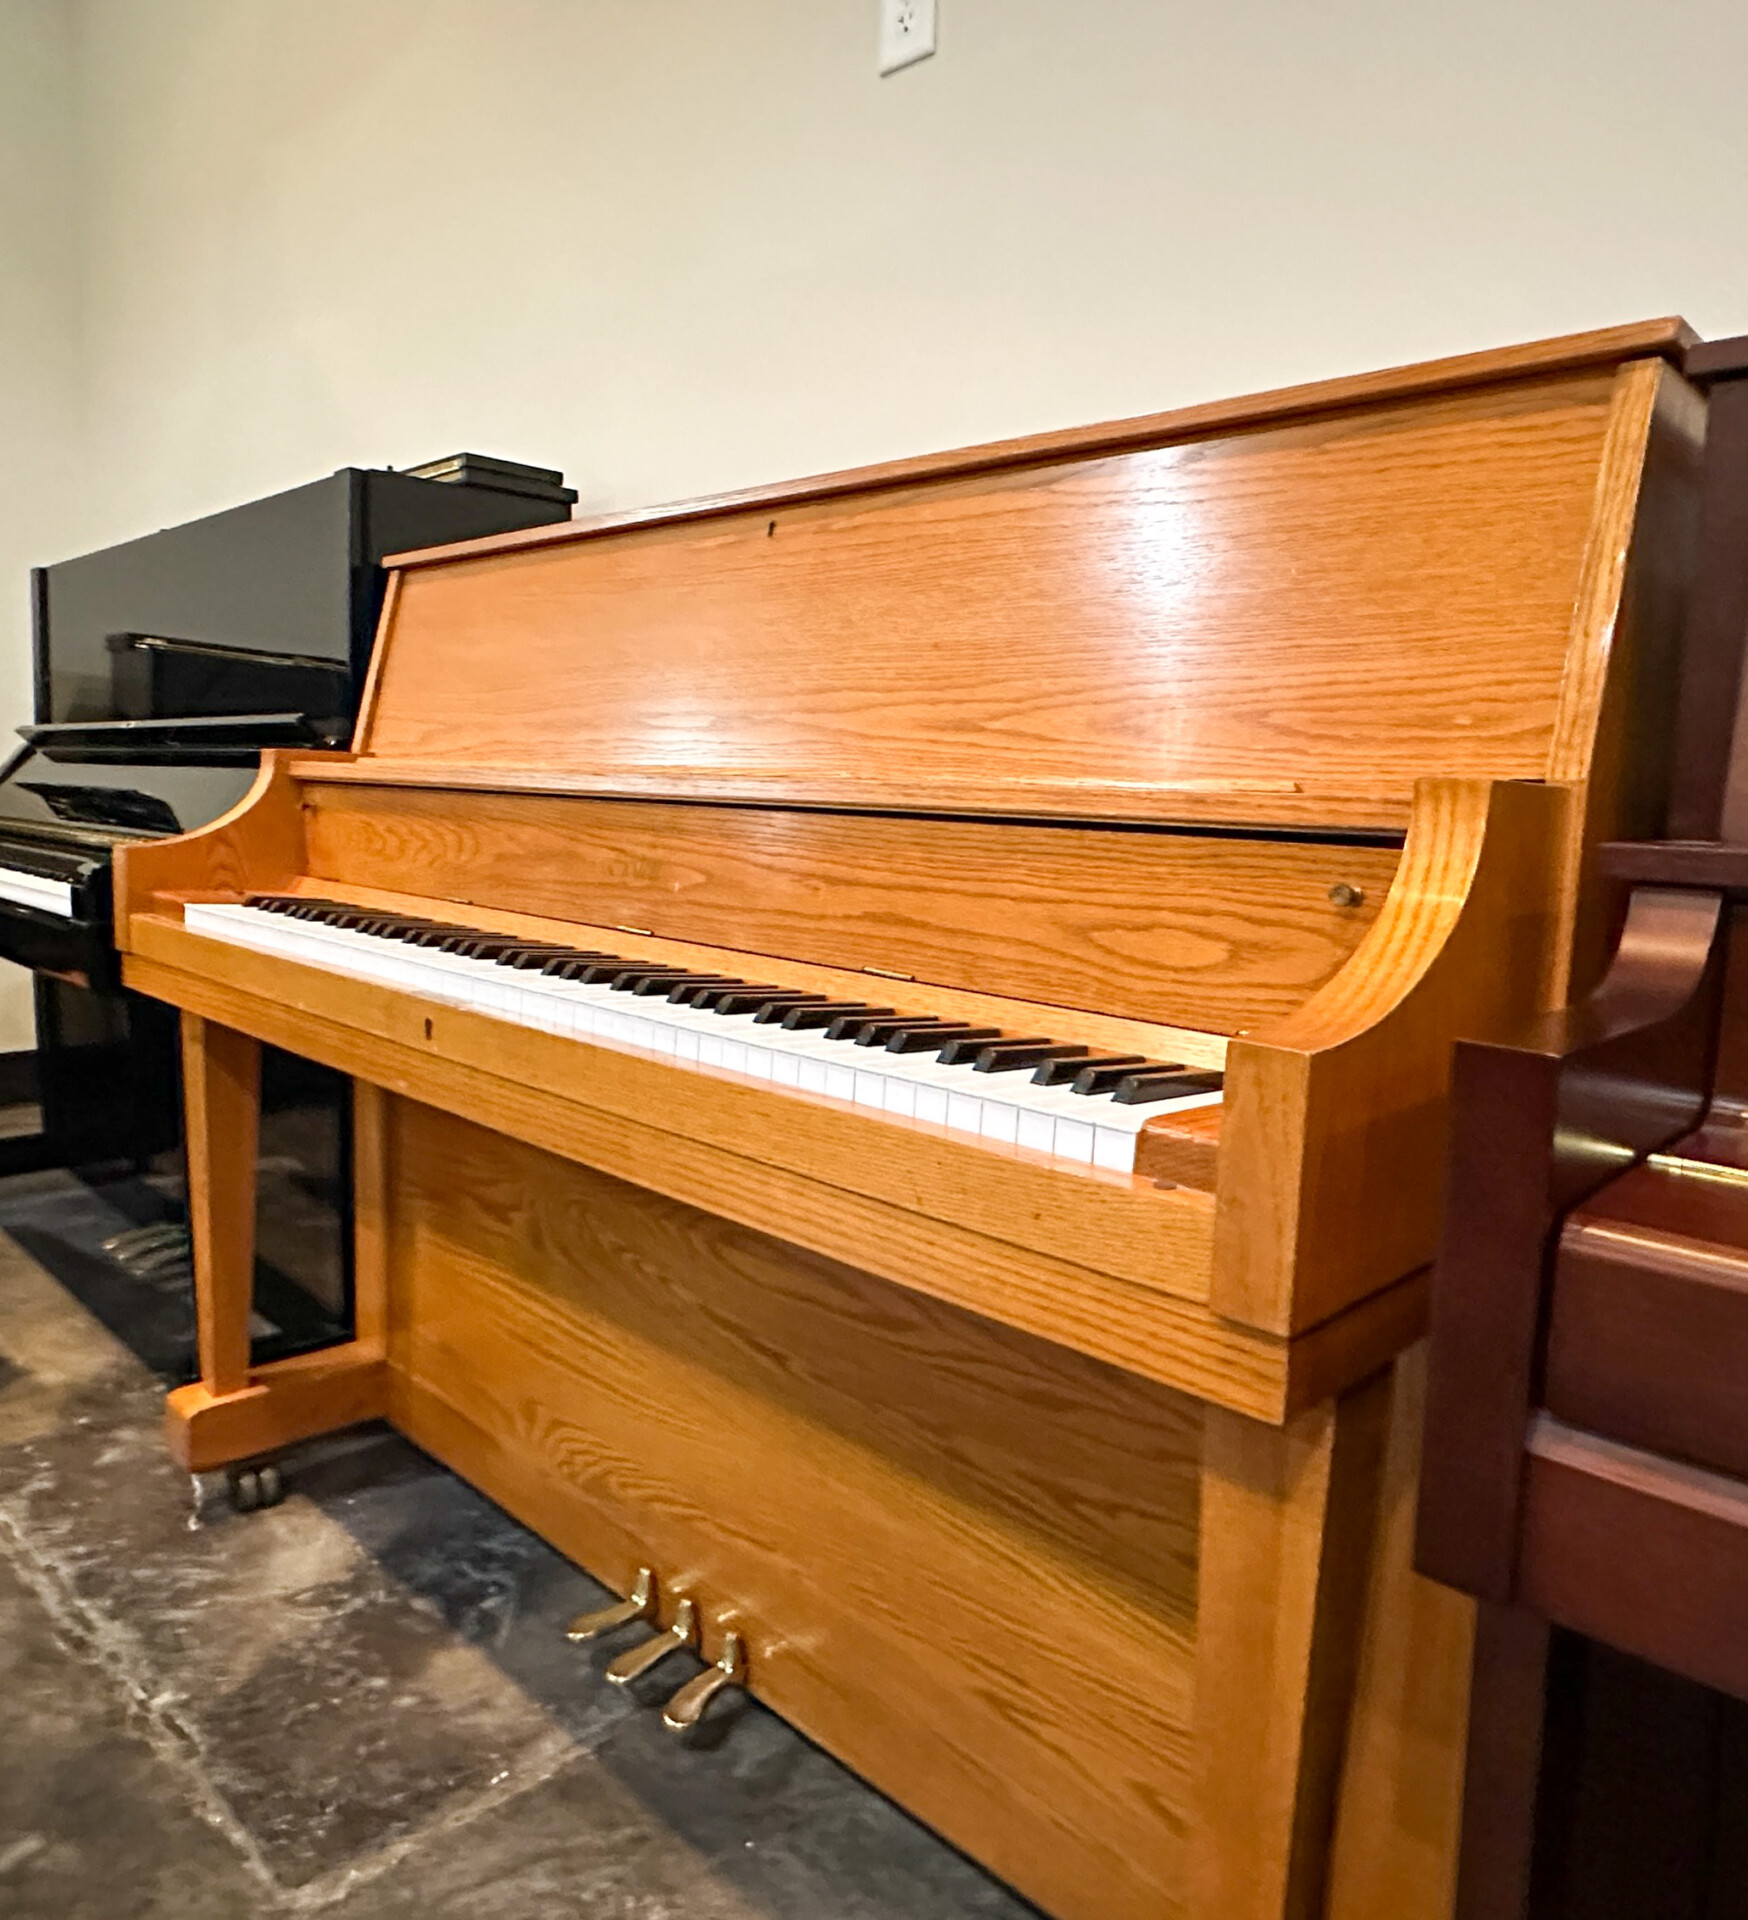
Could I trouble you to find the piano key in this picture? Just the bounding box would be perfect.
[1033,1053,1146,1087]
[637,972,740,997]
[1072,1059,1179,1096]
[1112,1068,1227,1105]
[929,1030,1018,1064]
[710,988,826,1016]
[774,1000,894,1029]
[0,866,76,917]
[885,1023,1001,1054]
[973,1041,1089,1074]
[852,1016,960,1048]
[187,901,1223,1173]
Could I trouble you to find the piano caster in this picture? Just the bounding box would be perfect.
[662,1630,746,1739]
[226,1461,283,1513]
[605,1597,698,1685]
[565,1566,657,1642]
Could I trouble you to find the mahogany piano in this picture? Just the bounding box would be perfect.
[111,320,1707,1920]
[1419,333,1748,1919]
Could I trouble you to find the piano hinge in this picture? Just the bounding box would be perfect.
[863,965,914,981]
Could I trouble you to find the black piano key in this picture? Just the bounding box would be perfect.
[1111,1069,1225,1106]
[441,933,525,958]
[889,1024,1005,1056]
[932,1030,1015,1065]
[825,1010,908,1041]
[973,1041,1088,1074]
[1033,1052,1146,1088]
[853,1016,959,1049]
[713,989,830,1018]
[665,976,749,1003]
[607,966,697,992]
[772,1000,894,1029]
[1072,1059,1177,1096]
[543,952,627,979]
[568,958,650,983]
[682,980,786,1010]
[633,972,735,997]
[501,945,590,968]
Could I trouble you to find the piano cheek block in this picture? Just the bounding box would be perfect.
[124,323,1699,1920]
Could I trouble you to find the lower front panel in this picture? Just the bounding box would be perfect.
[380,1096,1204,1920]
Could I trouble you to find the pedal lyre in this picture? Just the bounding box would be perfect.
[565,1567,656,1643]
[606,1597,698,1684]
[663,1630,746,1736]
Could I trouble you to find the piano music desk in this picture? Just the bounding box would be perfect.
[117,319,1703,1920]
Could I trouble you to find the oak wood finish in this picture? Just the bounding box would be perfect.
[1191,1372,1390,1920]
[123,938,1285,1418]
[386,1099,1202,1920]
[386,319,1692,572]
[113,326,1708,1920]
[1325,1344,1473,1920]
[1214,777,1570,1332]
[180,1014,260,1397]
[302,779,1399,1035]
[165,1344,389,1472]
[366,375,1639,830]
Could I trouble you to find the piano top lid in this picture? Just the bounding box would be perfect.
[347,318,1698,835]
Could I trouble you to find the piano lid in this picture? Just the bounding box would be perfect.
[0,745,254,848]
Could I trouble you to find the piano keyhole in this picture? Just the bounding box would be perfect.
[424,1017,434,1040]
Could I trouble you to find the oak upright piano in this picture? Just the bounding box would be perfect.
[113,319,1705,1920]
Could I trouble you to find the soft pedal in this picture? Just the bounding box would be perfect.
[565,1567,656,1642]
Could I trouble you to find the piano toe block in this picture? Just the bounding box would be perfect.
[166,1342,389,1471]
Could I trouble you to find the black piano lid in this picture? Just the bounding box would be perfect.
[0,742,255,846]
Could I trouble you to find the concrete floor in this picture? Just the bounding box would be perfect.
[0,1169,1040,1920]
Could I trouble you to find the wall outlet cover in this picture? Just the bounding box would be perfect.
[879,0,937,76]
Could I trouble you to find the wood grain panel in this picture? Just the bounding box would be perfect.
[1326,1344,1472,1920]
[388,319,1690,570]
[303,782,1397,1033]
[365,376,1625,815]
[180,1014,259,1396]
[386,1099,1202,1920]
[1190,1377,1391,1920]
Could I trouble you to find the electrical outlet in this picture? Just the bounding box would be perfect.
[879,0,937,75]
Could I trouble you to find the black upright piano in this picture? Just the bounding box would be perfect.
[0,455,573,1372]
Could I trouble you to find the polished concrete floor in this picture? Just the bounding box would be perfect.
[0,1168,1039,1919]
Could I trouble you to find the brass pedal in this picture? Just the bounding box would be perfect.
[565,1567,656,1643]
[662,1630,746,1736]
[605,1597,697,1684]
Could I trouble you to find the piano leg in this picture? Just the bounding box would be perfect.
[164,1019,390,1472]
[1190,1370,1392,1920]
[182,1013,259,1396]
[1453,1602,1552,1920]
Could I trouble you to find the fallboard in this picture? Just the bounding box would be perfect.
[300,779,1401,1033]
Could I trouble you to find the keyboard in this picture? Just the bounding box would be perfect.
[186,895,1224,1175]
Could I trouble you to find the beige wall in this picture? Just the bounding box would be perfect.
[0,0,79,1049]
[6,0,1748,1046]
[64,0,1748,555]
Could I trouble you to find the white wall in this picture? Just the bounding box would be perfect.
[0,0,80,1049]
